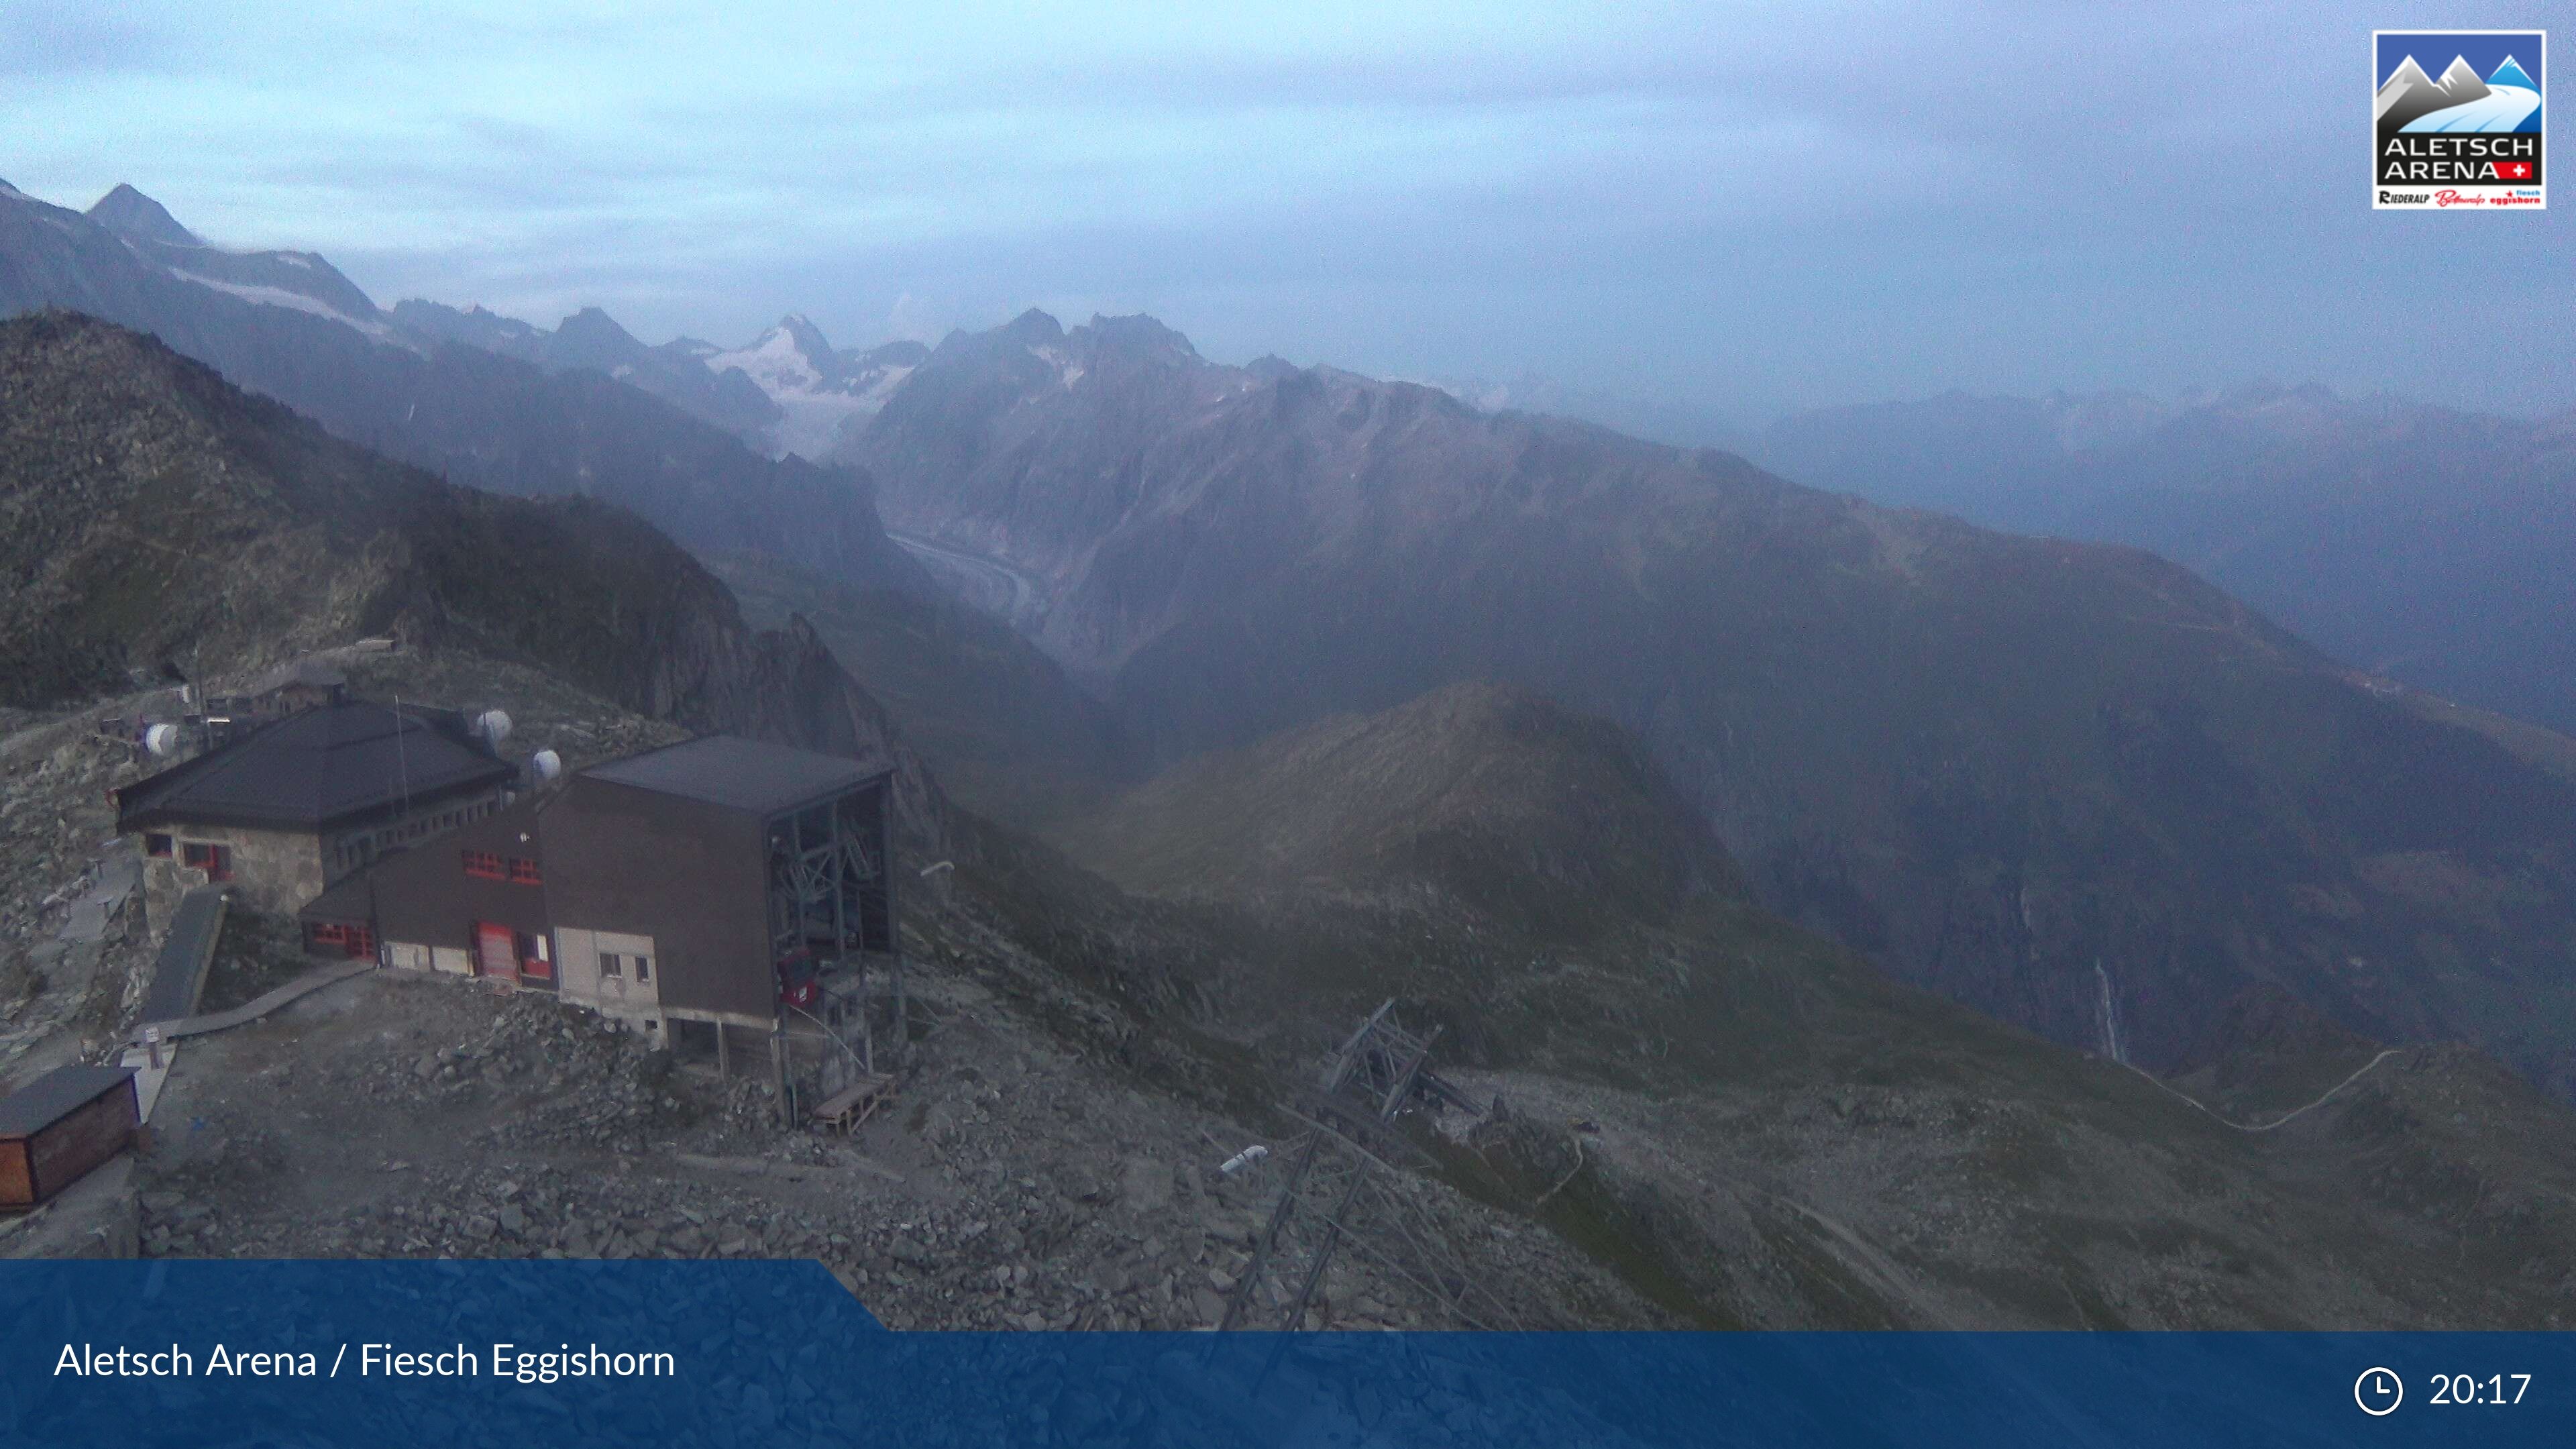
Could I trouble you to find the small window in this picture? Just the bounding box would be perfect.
[600,952,623,978]
[462,850,504,879]
[180,841,231,880]
[507,857,542,885]
[634,955,652,983]
[145,833,173,858]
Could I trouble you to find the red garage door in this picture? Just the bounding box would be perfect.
[474,922,517,981]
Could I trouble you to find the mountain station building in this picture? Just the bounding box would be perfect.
[113,699,517,925]
[298,735,902,1089]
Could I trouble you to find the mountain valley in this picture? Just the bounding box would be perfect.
[834,309,2576,1104]
[4,184,2575,1336]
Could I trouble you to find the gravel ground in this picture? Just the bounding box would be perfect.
[136,955,1658,1331]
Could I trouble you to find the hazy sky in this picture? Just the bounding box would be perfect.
[6,1,2571,428]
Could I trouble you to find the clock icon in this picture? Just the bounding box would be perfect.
[2356,1367,2404,1416]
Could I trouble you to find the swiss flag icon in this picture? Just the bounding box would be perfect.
[2496,160,2534,180]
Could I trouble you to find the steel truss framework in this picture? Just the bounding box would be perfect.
[1219,1001,1523,1334]
[764,786,903,1121]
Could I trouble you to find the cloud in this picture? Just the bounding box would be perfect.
[3,0,2569,418]
[886,292,946,345]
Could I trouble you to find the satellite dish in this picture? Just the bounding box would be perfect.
[474,709,513,747]
[531,749,562,782]
[144,723,180,757]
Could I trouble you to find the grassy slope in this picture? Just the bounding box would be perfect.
[1037,680,2576,1328]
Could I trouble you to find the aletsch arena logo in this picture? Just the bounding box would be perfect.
[2374,30,2546,209]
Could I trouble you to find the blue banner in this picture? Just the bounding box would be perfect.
[1,1260,2568,1446]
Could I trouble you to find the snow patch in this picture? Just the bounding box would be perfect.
[749,364,916,460]
[169,270,393,339]
[1028,344,1083,389]
[708,323,917,460]
[707,325,824,393]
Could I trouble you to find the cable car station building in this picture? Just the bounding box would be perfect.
[299,735,902,1093]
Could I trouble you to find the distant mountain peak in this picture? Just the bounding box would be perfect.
[2490,56,2536,89]
[559,304,633,333]
[87,182,203,248]
[1003,307,1065,341]
[1077,312,1200,362]
[770,313,837,358]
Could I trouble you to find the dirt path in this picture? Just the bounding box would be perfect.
[2121,1049,2406,1133]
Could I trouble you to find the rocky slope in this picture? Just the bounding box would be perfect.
[1759,385,2576,736]
[839,310,2576,1097]
[389,300,782,439]
[0,311,943,845]
[0,183,926,601]
[707,550,1128,826]
[9,308,2570,1330]
[1037,684,2576,1328]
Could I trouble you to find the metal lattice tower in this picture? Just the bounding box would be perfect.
[1218,1000,1521,1334]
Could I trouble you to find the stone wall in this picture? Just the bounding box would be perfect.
[138,824,325,928]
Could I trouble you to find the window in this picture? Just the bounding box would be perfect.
[634,955,652,983]
[145,833,172,858]
[462,850,504,880]
[306,922,375,959]
[180,842,233,881]
[599,953,622,978]
[507,857,542,885]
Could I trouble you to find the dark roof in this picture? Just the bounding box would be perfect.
[0,1064,136,1138]
[579,735,888,816]
[117,700,514,833]
[299,868,378,923]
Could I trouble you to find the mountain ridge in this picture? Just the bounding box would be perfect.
[0,309,948,845]
[1758,384,2576,734]
[842,309,2576,1099]
[0,182,931,606]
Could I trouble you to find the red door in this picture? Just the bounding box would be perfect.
[474,922,517,981]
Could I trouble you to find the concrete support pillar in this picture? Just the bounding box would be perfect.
[771,1026,792,1130]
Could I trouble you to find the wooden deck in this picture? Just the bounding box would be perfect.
[808,1074,895,1134]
